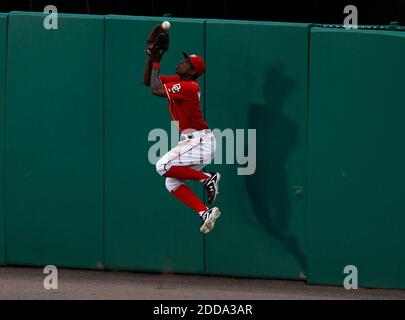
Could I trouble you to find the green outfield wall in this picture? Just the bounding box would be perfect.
[0,12,404,289]
[307,28,405,289]
[204,20,310,280]
[0,14,7,265]
[5,12,104,269]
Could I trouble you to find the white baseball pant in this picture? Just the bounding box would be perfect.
[156,131,216,192]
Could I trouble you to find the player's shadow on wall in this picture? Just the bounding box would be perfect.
[244,63,306,271]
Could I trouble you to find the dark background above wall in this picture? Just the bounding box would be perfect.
[0,0,404,25]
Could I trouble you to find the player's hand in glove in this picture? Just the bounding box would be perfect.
[146,24,170,62]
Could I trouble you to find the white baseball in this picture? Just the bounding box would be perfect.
[162,21,171,30]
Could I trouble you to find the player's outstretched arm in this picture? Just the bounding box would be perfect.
[144,23,169,92]
[150,61,167,97]
[143,45,166,97]
[143,51,153,87]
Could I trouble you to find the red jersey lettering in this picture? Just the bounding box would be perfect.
[159,74,208,132]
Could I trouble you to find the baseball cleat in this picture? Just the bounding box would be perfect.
[199,207,221,235]
[202,172,221,204]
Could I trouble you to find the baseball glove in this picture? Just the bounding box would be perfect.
[146,24,169,61]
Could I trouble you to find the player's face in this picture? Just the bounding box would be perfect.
[176,59,195,76]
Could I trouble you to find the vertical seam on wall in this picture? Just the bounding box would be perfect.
[202,19,207,275]
[305,24,313,282]
[102,17,106,270]
[3,14,9,265]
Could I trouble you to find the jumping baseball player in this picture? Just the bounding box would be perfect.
[143,24,221,234]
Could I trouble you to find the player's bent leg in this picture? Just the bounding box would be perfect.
[157,133,217,179]
[155,144,183,176]
[155,141,210,178]
[156,133,222,233]
[166,178,207,213]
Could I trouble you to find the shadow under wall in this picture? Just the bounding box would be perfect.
[244,63,306,271]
